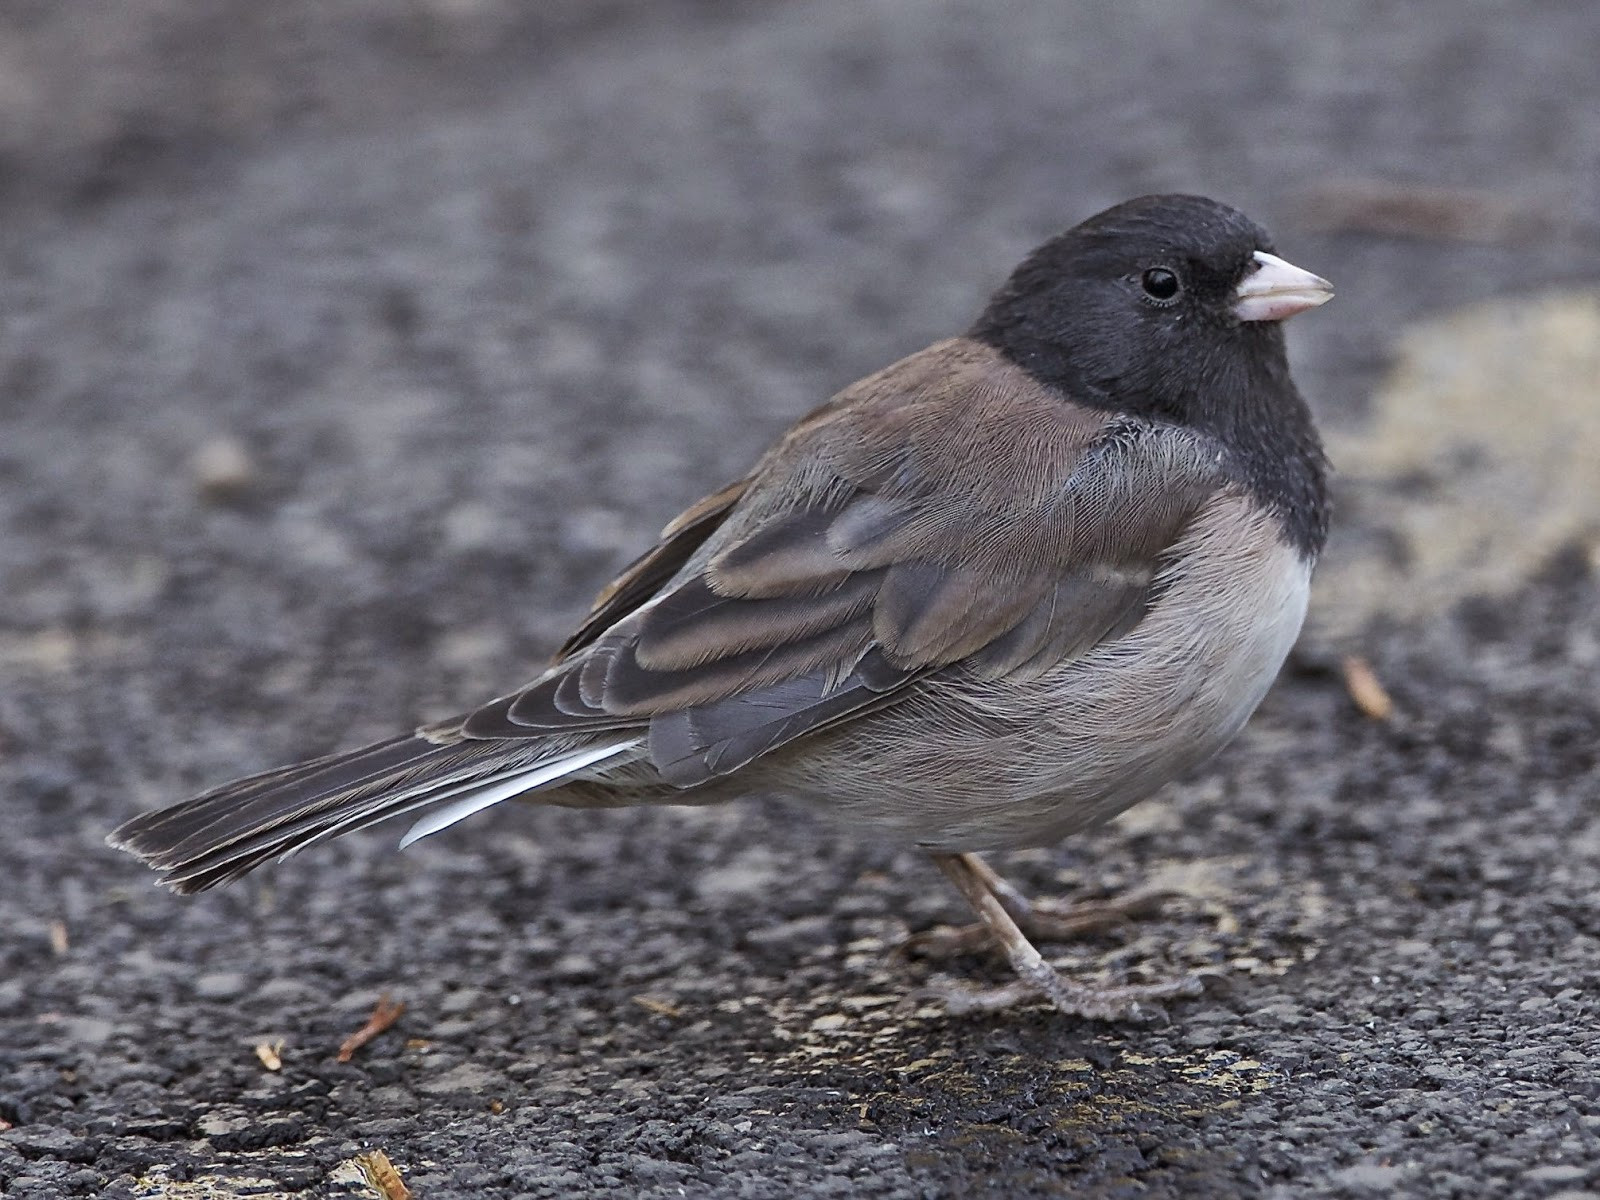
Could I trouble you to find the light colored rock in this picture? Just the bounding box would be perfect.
[191,436,259,504]
[1310,291,1600,643]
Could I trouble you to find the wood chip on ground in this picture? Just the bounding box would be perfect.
[355,1149,411,1200]
[254,1040,283,1071]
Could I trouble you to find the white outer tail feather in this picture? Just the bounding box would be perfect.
[395,738,643,850]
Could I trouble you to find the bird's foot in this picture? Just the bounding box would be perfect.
[903,887,1174,960]
[915,852,1205,1022]
[922,963,1205,1021]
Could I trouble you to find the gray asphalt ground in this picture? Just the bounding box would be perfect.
[2,2,1599,1196]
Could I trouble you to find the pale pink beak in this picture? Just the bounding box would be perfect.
[1234,251,1334,322]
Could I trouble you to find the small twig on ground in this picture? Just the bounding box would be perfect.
[1294,179,1553,244]
[632,995,683,1018]
[338,995,406,1063]
[1341,655,1394,721]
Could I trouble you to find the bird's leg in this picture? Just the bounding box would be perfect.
[904,851,1173,958]
[917,852,1202,1020]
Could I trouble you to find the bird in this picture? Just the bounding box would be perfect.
[109,194,1332,1020]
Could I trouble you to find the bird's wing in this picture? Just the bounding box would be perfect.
[554,477,751,661]
[449,339,1228,785]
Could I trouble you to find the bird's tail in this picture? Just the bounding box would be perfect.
[107,732,640,893]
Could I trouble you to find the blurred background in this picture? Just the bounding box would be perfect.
[2,2,1598,1197]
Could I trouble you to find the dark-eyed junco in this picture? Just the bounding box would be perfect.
[110,194,1332,1020]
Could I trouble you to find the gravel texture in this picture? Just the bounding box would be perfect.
[2,2,1599,1197]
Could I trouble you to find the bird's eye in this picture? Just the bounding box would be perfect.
[1141,267,1181,302]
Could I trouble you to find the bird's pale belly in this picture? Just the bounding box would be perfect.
[756,493,1313,852]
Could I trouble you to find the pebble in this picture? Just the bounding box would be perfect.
[191,436,260,505]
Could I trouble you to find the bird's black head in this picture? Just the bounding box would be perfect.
[970,193,1333,555]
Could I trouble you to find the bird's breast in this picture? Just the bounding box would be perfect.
[765,490,1313,852]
